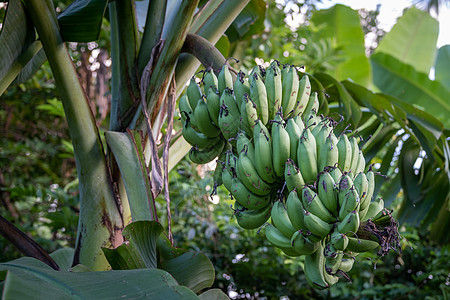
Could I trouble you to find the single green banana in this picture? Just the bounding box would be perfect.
[182,119,220,149]
[302,92,319,123]
[194,98,221,137]
[235,202,272,230]
[355,149,366,174]
[361,198,384,222]
[206,86,221,125]
[217,64,234,95]
[202,67,218,91]
[290,230,319,255]
[323,242,339,259]
[271,200,297,238]
[330,231,349,251]
[250,72,269,125]
[286,189,307,231]
[325,252,344,275]
[337,134,352,172]
[230,176,271,210]
[236,151,272,196]
[233,71,250,110]
[189,139,225,164]
[346,237,379,253]
[317,131,339,173]
[353,172,368,207]
[329,166,343,184]
[338,186,360,220]
[339,258,355,273]
[179,94,199,130]
[272,113,291,177]
[349,136,360,174]
[338,173,354,207]
[239,99,253,138]
[304,244,329,289]
[317,171,338,216]
[294,114,306,132]
[337,210,360,236]
[360,168,375,215]
[292,74,311,117]
[187,77,203,110]
[265,61,283,120]
[249,65,265,79]
[265,223,292,249]
[221,164,234,192]
[218,88,241,141]
[236,131,256,166]
[303,210,333,238]
[297,127,318,184]
[280,64,299,117]
[301,186,335,223]
[285,118,301,162]
[280,246,303,257]
[253,120,276,183]
[284,158,306,193]
[243,94,259,135]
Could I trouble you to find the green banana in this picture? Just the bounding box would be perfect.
[271,200,297,238]
[339,258,355,273]
[317,131,339,173]
[317,171,338,216]
[218,88,241,141]
[292,74,311,117]
[355,149,366,175]
[338,186,360,220]
[265,61,283,120]
[301,187,335,223]
[236,131,256,166]
[304,244,329,289]
[250,72,269,125]
[294,114,306,132]
[206,87,221,125]
[179,94,199,130]
[346,237,379,253]
[253,120,276,183]
[330,231,349,251]
[221,164,233,192]
[297,127,318,183]
[290,231,319,255]
[303,210,333,238]
[361,167,375,211]
[181,119,220,149]
[337,134,352,172]
[284,158,305,193]
[281,64,299,117]
[187,77,203,110]
[349,136,360,174]
[323,242,339,259]
[230,176,271,210]
[235,202,272,230]
[338,173,354,207]
[249,65,265,79]
[329,166,343,184]
[189,139,225,164]
[202,67,218,91]
[362,198,384,222]
[280,246,304,257]
[236,151,272,196]
[285,118,301,162]
[325,252,343,275]
[337,210,360,236]
[233,71,250,110]
[271,113,290,177]
[353,172,368,207]
[217,64,234,95]
[194,98,221,137]
[242,94,259,135]
[265,223,291,249]
[302,92,319,123]
[286,189,307,231]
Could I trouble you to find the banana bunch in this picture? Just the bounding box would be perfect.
[178,62,398,289]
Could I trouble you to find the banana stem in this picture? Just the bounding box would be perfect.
[181,33,227,74]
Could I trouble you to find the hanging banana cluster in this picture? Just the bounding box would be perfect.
[178,61,398,289]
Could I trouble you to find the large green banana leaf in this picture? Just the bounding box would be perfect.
[310,4,371,87]
[374,6,439,75]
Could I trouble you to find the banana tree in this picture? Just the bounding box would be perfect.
[0,0,264,297]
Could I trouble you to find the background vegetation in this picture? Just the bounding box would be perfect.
[1,0,449,299]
